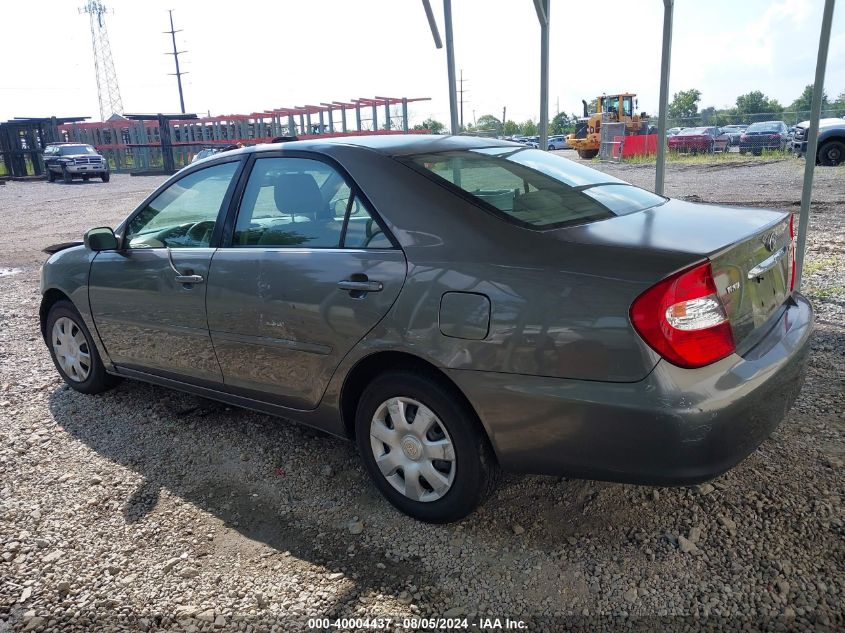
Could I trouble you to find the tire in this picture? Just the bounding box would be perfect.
[739,148,746,155]
[47,169,56,182]
[818,140,845,166]
[45,300,119,395]
[752,149,762,156]
[82,175,90,181]
[101,171,110,182]
[707,141,715,154]
[577,149,598,159]
[355,370,498,523]
[62,169,72,184]
[548,145,555,151]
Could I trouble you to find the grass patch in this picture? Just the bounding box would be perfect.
[806,285,845,299]
[620,149,795,165]
[803,256,838,277]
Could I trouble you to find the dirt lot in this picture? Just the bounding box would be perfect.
[1,157,843,632]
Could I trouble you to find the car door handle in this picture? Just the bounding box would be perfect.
[337,280,383,293]
[175,274,204,284]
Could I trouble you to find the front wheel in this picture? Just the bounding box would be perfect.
[355,371,497,523]
[577,149,598,159]
[818,140,844,166]
[47,169,56,182]
[62,169,72,184]
[46,300,120,394]
[101,171,110,182]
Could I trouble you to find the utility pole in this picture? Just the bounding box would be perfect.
[165,10,187,114]
[458,69,468,130]
[443,0,459,134]
[502,106,506,133]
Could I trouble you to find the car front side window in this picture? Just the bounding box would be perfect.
[124,161,239,249]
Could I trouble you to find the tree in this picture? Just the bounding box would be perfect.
[789,84,830,117]
[668,89,702,123]
[735,91,784,122]
[520,119,537,136]
[503,120,520,136]
[412,118,445,134]
[549,112,576,135]
[476,114,503,136]
[832,90,845,117]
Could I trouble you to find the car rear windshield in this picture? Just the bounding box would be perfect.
[59,145,97,155]
[407,147,666,229]
[746,122,782,132]
[678,127,710,135]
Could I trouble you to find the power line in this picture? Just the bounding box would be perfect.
[164,10,188,114]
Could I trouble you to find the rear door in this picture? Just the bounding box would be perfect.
[206,153,406,410]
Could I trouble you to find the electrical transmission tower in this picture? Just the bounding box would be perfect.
[80,0,124,121]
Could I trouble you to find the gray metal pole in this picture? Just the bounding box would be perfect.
[421,0,443,48]
[655,0,674,195]
[535,0,550,149]
[443,0,459,135]
[795,0,836,291]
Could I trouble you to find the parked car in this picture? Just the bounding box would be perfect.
[524,136,540,148]
[42,143,110,183]
[667,127,730,153]
[40,135,812,523]
[666,127,683,137]
[720,125,747,146]
[792,118,845,166]
[191,147,224,163]
[547,135,570,150]
[739,121,789,155]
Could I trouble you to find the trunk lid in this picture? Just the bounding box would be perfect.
[556,199,794,349]
[710,214,792,349]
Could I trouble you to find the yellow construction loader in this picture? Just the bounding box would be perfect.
[566,93,649,159]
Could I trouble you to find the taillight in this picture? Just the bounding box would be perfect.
[630,261,735,369]
[789,214,796,291]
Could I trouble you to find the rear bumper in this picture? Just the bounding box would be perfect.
[449,293,813,485]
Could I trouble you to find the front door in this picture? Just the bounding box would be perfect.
[89,160,241,383]
[206,155,406,409]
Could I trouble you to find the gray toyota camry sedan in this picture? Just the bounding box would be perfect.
[40,135,813,522]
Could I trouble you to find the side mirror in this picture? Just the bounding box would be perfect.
[84,227,119,251]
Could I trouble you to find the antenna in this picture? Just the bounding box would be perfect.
[80,0,124,121]
[165,10,188,114]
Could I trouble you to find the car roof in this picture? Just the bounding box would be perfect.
[246,134,522,158]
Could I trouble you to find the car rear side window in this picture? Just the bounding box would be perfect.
[233,157,391,249]
[407,148,665,230]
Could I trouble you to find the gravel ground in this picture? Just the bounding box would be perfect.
[1,158,843,632]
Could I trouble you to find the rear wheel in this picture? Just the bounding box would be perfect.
[46,300,119,394]
[739,148,746,155]
[355,370,497,523]
[818,140,844,166]
[577,149,598,159]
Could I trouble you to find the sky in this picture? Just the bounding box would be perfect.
[2,0,843,126]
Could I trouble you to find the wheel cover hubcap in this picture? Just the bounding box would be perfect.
[369,396,456,503]
[51,316,91,382]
